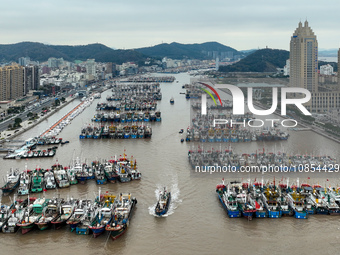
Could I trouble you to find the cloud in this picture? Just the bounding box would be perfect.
[1,0,340,50]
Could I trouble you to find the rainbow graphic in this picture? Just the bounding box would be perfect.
[198,82,223,106]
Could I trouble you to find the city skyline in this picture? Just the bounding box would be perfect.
[1,0,340,51]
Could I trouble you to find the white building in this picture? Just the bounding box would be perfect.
[86,59,96,76]
[320,64,334,75]
[283,59,290,76]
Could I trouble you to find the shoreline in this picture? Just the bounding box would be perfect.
[0,97,75,143]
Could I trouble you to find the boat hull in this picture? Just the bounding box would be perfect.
[255,211,267,218]
[267,210,282,218]
[155,193,171,216]
[76,225,91,235]
[110,225,127,240]
[17,223,35,234]
[89,226,105,238]
[217,193,240,218]
[35,222,50,231]
[294,210,308,219]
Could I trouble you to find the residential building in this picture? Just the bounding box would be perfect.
[86,59,96,76]
[0,63,24,101]
[24,65,40,93]
[320,64,334,75]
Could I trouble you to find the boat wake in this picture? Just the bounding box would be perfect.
[148,182,182,217]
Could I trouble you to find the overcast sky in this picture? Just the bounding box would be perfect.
[1,0,339,51]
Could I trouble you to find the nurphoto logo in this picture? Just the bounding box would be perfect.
[198,82,311,128]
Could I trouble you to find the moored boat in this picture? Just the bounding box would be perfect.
[17,197,49,234]
[1,168,20,195]
[89,194,115,238]
[51,198,77,229]
[66,199,91,231]
[216,180,241,218]
[35,198,62,230]
[105,193,137,240]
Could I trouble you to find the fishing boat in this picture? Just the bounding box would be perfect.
[17,197,49,234]
[216,180,241,218]
[287,185,308,219]
[17,169,31,196]
[66,199,92,232]
[246,181,267,218]
[67,157,81,185]
[54,166,70,188]
[319,188,340,215]
[299,183,316,214]
[105,193,137,240]
[170,97,174,104]
[30,170,44,193]
[75,163,92,184]
[51,198,77,229]
[235,188,256,220]
[115,164,131,183]
[93,163,107,185]
[1,168,20,195]
[312,185,330,215]
[44,170,56,190]
[89,194,115,238]
[35,198,62,230]
[2,198,34,233]
[278,183,293,216]
[0,203,12,232]
[103,161,118,183]
[155,188,171,216]
[75,201,100,235]
[261,186,282,218]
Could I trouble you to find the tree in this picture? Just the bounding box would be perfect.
[54,99,61,106]
[8,124,12,130]
[14,118,22,128]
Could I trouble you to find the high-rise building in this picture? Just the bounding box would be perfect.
[289,21,318,92]
[0,64,24,101]
[24,65,40,93]
[18,57,30,66]
[48,57,64,68]
[86,59,96,76]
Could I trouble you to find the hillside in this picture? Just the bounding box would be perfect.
[135,42,241,60]
[219,48,289,72]
[0,42,146,64]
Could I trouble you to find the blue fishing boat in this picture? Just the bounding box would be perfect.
[216,180,241,218]
[66,199,91,231]
[88,194,115,238]
[261,187,282,218]
[287,186,308,219]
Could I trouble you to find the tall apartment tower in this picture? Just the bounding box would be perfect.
[0,64,24,101]
[24,65,40,93]
[86,59,96,76]
[289,20,318,92]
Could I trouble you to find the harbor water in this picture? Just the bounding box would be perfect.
[0,73,340,255]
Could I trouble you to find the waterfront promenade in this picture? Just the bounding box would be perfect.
[0,97,75,142]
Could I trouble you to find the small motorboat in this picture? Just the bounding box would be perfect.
[170,97,174,104]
